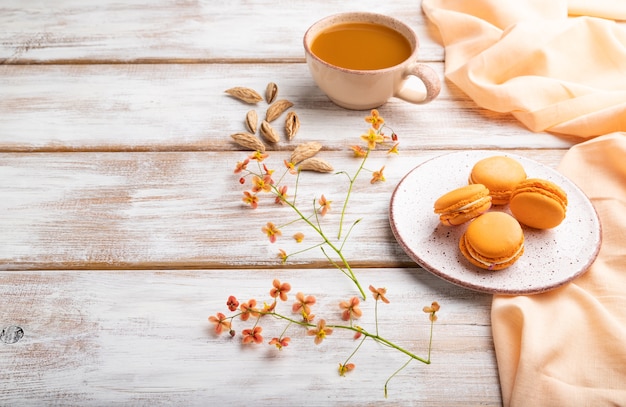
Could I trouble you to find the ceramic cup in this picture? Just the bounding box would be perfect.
[303,12,441,110]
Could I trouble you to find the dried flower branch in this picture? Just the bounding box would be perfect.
[219,84,441,398]
[230,89,399,298]
[209,280,439,397]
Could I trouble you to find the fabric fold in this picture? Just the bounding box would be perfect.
[422,0,626,137]
[491,133,626,406]
[421,1,626,405]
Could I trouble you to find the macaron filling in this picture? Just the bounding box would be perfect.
[464,237,525,270]
[438,196,491,216]
[459,211,525,271]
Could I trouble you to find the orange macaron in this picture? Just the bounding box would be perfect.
[459,212,525,271]
[468,156,527,205]
[509,178,568,229]
[434,184,492,226]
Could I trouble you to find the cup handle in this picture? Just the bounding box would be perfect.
[396,63,441,104]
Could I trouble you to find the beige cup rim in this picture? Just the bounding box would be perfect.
[303,11,420,74]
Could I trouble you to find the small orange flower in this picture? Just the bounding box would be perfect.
[262,301,276,313]
[369,285,390,304]
[242,191,258,209]
[301,310,315,323]
[278,249,288,263]
[252,175,271,193]
[263,164,274,176]
[249,150,269,161]
[371,166,386,184]
[339,296,363,321]
[350,145,368,158]
[270,279,291,301]
[240,299,259,321]
[361,128,384,149]
[353,326,363,340]
[365,109,385,130]
[293,232,304,243]
[275,185,288,205]
[226,295,239,312]
[208,312,231,335]
[338,362,356,376]
[262,222,282,243]
[234,159,249,173]
[284,160,297,175]
[387,143,399,155]
[242,326,263,344]
[269,337,291,350]
[292,292,316,316]
[308,319,333,345]
[423,301,441,322]
[318,194,331,216]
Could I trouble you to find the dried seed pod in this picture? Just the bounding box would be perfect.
[245,110,258,133]
[260,120,280,143]
[298,157,334,173]
[225,87,263,104]
[230,132,266,152]
[290,141,322,164]
[265,99,294,122]
[265,82,278,104]
[284,111,300,140]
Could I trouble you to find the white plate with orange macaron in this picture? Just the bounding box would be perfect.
[389,151,601,295]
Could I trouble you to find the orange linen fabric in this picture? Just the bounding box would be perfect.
[421,1,626,405]
[421,0,626,138]
[492,133,626,406]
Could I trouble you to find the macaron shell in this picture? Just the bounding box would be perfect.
[459,233,487,269]
[434,184,492,225]
[460,232,524,271]
[469,156,527,205]
[434,184,490,212]
[440,197,492,226]
[460,212,525,270]
[510,189,567,229]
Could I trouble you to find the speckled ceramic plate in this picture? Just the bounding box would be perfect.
[389,151,602,295]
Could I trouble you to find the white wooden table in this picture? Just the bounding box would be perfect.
[0,1,576,405]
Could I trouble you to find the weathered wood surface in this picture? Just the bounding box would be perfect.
[0,1,444,64]
[1,150,566,271]
[0,0,592,405]
[0,63,573,152]
[0,268,500,406]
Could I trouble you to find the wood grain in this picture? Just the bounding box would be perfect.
[0,1,444,64]
[0,268,500,406]
[1,0,604,404]
[0,63,576,152]
[1,150,566,271]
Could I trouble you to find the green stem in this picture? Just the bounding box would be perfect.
[337,149,370,240]
[320,246,352,280]
[284,242,325,259]
[428,317,435,362]
[384,358,413,398]
[281,197,366,300]
[342,334,367,367]
[384,318,437,397]
[339,218,362,252]
[262,312,429,364]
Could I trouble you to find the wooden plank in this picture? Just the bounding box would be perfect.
[0,150,567,271]
[0,268,500,406]
[0,1,444,64]
[0,63,575,152]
